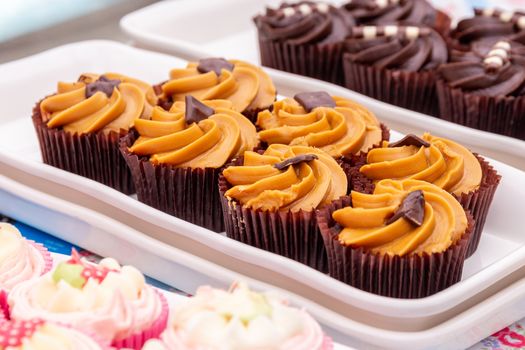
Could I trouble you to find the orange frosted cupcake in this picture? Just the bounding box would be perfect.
[318,179,474,298]
[219,143,347,271]
[120,96,258,232]
[32,73,157,194]
[256,91,389,158]
[157,58,276,122]
[346,133,500,257]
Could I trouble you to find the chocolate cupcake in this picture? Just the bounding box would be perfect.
[318,178,474,298]
[437,39,525,140]
[254,1,354,85]
[342,24,447,116]
[120,97,258,232]
[342,0,451,36]
[158,58,276,123]
[450,8,525,50]
[33,73,157,194]
[219,144,348,271]
[257,91,389,158]
[346,133,500,257]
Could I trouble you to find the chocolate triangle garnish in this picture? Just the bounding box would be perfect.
[386,190,425,226]
[273,154,318,170]
[294,91,336,112]
[185,96,215,124]
[388,134,430,148]
[197,58,234,76]
[85,75,120,98]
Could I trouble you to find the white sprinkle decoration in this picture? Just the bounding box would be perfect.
[298,4,312,15]
[495,41,511,51]
[316,3,329,13]
[488,48,508,59]
[482,8,495,17]
[500,11,513,22]
[282,7,295,17]
[384,25,399,36]
[405,26,420,40]
[518,16,525,29]
[375,0,388,8]
[363,26,378,39]
[484,55,504,67]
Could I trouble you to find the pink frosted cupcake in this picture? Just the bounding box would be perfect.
[0,318,110,349]
[0,223,52,319]
[7,250,168,349]
[143,283,332,350]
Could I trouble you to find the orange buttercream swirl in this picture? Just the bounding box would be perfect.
[256,96,382,157]
[161,59,276,113]
[40,73,157,134]
[360,133,482,195]
[128,99,258,168]
[223,144,347,212]
[333,179,468,256]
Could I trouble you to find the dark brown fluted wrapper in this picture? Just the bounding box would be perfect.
[343,153,501,258]
[219,156,343,272]
[119,132,224,232]
[32,102,134,194]
[318,197,475,298]
[258,37,345,86]
[456,154,500,257]
[343,55,440,117]
[436,80,525,140]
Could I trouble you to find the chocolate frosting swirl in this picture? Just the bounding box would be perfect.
[253,1,354,45]
[333,179,468,256]
[452,8,525,46]
[342,0,442,28]
[439,40,525,97]
[344,25,447,71]
[256,95,383,157]
[128,99,258,168]
[223,144,347,212]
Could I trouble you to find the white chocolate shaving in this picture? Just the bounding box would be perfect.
[500,11,513,22]
[363,26,378,39]
[518,16,525,29]
[483,56,504,67]
[298,4,312,15]
[384,25,399,36]
[283,7,295,17]
[488,48,508,59]
[482,8,495,17]
[316,3,329,13]
[494,41,511,51]
[405,26,420,40]
[375,0,388,8]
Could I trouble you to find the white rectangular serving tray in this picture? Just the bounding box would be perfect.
[0,40,524,349]
[120,0,525,171]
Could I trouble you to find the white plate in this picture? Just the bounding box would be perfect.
[120,0,525,170]
[0,40,525,349]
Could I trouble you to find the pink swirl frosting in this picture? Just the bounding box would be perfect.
[144,284,330,350]
[7,258,162,343]
[0,223,48,292]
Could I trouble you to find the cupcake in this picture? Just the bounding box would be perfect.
[254,1,354,85]
[0,318,110,349]
[7,250,168,349]
[436,39,525,140]
[0,223,52,318]
[318,179,474,298]
[347,133,500,257]
[341,0,451,36]
[158,58,276,122]
[219,143,347,271]
[342,24,447,116]
[143,283,333,350]
[120,96,258,232]
[257,91,389,158]
[33,73,157,194]
[450,8,525,50]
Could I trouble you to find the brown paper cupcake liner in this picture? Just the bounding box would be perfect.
[343,153,501,258]
[258,37,345,86]
[343,56,440,117]
[436,80,525,140]
[218,156,347,272]
[32,101,135,194]
[318,196,475,298]
[119,131,224,232]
